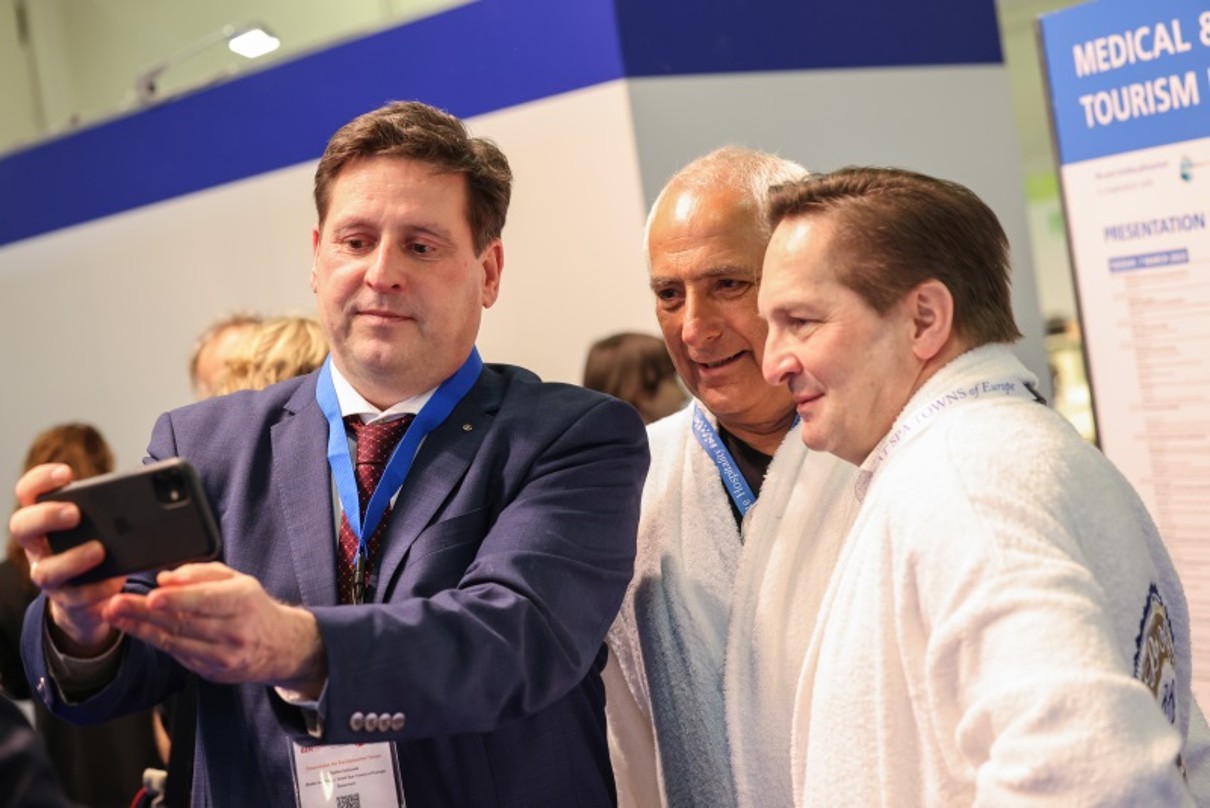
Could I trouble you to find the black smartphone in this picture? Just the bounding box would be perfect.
[37,458,223,586]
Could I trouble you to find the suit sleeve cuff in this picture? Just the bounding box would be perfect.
[42,617,124,703]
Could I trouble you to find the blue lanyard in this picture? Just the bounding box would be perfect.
[691,404,756,517]
[316,348,484,559]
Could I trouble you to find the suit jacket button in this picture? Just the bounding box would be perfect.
[36,677,47,697]
[350,712,365,732]
[390,713,406,732]
[364,712,379,732]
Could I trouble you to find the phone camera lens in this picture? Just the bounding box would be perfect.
[153,469,191,506]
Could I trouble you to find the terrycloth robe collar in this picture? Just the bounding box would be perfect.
[856,343,1040,501]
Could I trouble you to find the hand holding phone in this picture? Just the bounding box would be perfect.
[37,458,223,586]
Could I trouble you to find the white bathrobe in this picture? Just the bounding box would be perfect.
[605,402,860,807]
[788,344,1210,806]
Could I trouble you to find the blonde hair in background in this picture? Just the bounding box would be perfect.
[216,315,329,395]
[188,311,263,395]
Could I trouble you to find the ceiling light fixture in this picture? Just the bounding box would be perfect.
[227,27,281,59]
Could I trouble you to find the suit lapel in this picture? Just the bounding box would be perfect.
[372,367,504,601]
[271,374,340,606]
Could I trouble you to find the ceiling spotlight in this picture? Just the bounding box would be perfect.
[227,27,281,59]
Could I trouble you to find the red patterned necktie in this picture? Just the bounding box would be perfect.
[337,414,414,604]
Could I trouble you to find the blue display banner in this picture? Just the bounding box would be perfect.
[1039,0,1210,166]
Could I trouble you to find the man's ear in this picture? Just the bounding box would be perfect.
[906,279,954,362]
[480,241,504,309]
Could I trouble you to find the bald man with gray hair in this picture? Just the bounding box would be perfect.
[605,148,861,806]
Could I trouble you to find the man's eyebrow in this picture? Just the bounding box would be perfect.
[326,218,456,244]
[700,265,758,280]
[650,265,756,287]
[327,215,375,233]
[406,222,456,243]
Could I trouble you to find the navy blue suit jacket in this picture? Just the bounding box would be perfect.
[25,363,649,806]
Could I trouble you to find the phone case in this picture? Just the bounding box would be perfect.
[38,458,223,585]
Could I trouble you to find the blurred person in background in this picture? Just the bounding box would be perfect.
[187,312,262,399]
[0,692,75,808]
[214,315,329,396]
[582,332,686,425]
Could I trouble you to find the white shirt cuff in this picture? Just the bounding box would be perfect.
[275,679,329,738]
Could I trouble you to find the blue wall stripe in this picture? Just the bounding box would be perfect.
[0,0,626,247]
[0,0,1003,247]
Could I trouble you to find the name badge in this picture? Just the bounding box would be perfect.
[290,741,405,807]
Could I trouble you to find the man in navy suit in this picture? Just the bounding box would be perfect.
[13,101,649,806]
